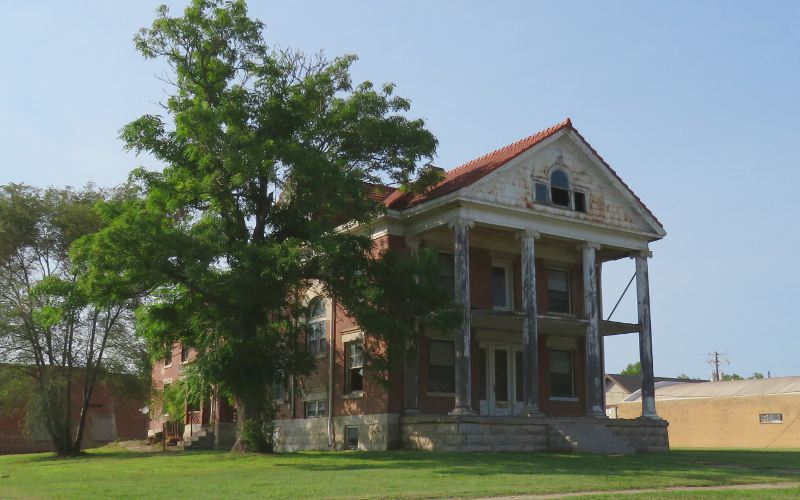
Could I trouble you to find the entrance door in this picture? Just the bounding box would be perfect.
[479,344,522,416]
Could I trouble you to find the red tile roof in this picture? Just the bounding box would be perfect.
[383,118,572,210]
[380,118,662,231]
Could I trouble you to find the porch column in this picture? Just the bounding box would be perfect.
[635,251,659,419]
[450,218,474,415]
[519,229,543,416]
[582,242,605,417]
[404,235,421,414]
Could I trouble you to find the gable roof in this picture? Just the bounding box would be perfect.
[606,374,706,394]
[382,118,663,231]
[623,376,800,401]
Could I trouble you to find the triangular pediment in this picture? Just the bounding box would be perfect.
[462,130,665,238]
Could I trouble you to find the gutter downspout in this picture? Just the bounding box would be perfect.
[327,298,336,449]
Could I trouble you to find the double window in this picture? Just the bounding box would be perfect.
[534,168,587,213]
[307,299,327,355]
[305,400,326,418]
[549,349,575,399]
[547,268,571,314]
[345,341,364,393]
[428,340,455,393]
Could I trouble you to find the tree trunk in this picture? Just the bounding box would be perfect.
[230,393,276,454]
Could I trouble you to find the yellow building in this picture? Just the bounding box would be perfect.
[618,377,800,448]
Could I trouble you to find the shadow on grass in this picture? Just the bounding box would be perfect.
[268,449,800,479]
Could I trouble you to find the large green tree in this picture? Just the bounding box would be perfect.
[0,184,147,456]
[81,0,453,452]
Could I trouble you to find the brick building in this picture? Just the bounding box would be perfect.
[151,119,670,453]
[0,372,147,455]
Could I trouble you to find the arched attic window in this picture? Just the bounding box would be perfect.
[307,298,327,355]
[534,167,587,213]
[550,169,571,207]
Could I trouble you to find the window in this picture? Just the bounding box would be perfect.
[345,341,364,393]
[438,252,455,294]
[574,191,586,213]
[307,299,327,355]
[428,340,455,393]
[550,169,571,207]
[535,182,549,203]
[180,344,190,363]
[163,346,173,367]
[345,426,359,450]
[515,351,524,403]
[304,400,327,418]
[549,349,575,398]
[491,260,513,310]
[759,413,783,424]
[272,382,288,402]
[547,268,571,314]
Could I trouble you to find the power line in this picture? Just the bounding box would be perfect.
[706,351,729,381]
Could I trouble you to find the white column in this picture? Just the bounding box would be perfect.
[635,250,659,419]
[582,242,605,417]
[519,229,543,416]
[449,219,474,415]
[404,235,421,415]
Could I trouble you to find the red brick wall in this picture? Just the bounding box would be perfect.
[0,377,147,455]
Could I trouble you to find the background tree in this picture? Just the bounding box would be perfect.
[0,184,147,456]
[81,0,453,452]
[620,362,642,376]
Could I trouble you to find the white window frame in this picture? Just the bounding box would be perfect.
[490,259,514,311]
[345,339,365,394]
[546,267,572,315]
[304,400,327,418]
[307,298,327,356]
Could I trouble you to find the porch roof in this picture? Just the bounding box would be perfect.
[470,309,639,337]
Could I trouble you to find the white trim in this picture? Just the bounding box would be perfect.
[490,259,514,311]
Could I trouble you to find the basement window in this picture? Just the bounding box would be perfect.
[345,341,364,393]
[304,400,327,418]
[428,340,455,393]
[759,413,783,424]
[345,426,359,450]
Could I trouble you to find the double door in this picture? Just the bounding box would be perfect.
[479,343,525,416]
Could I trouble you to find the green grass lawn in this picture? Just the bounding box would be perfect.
[0,445,798,499]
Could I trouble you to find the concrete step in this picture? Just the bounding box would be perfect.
[549,420,635,454]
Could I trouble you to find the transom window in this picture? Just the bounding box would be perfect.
[549,349,575,398]
[345,341,365,393]
[307,299,327,355]
[491,260,513,310]
[428,340,455,393]
[547,268,571,314]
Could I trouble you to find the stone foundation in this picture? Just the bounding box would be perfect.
[275,413,400,451]
[401,415,669,454]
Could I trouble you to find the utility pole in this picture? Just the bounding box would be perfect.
[706,351,729,381]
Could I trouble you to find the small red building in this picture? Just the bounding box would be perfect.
[151,119,669,453]
[0,374,147,455]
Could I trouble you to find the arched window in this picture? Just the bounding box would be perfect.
[307,298,327,355]
[550,169,571,207]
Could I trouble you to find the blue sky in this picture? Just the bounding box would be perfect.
[2,1,798,379]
